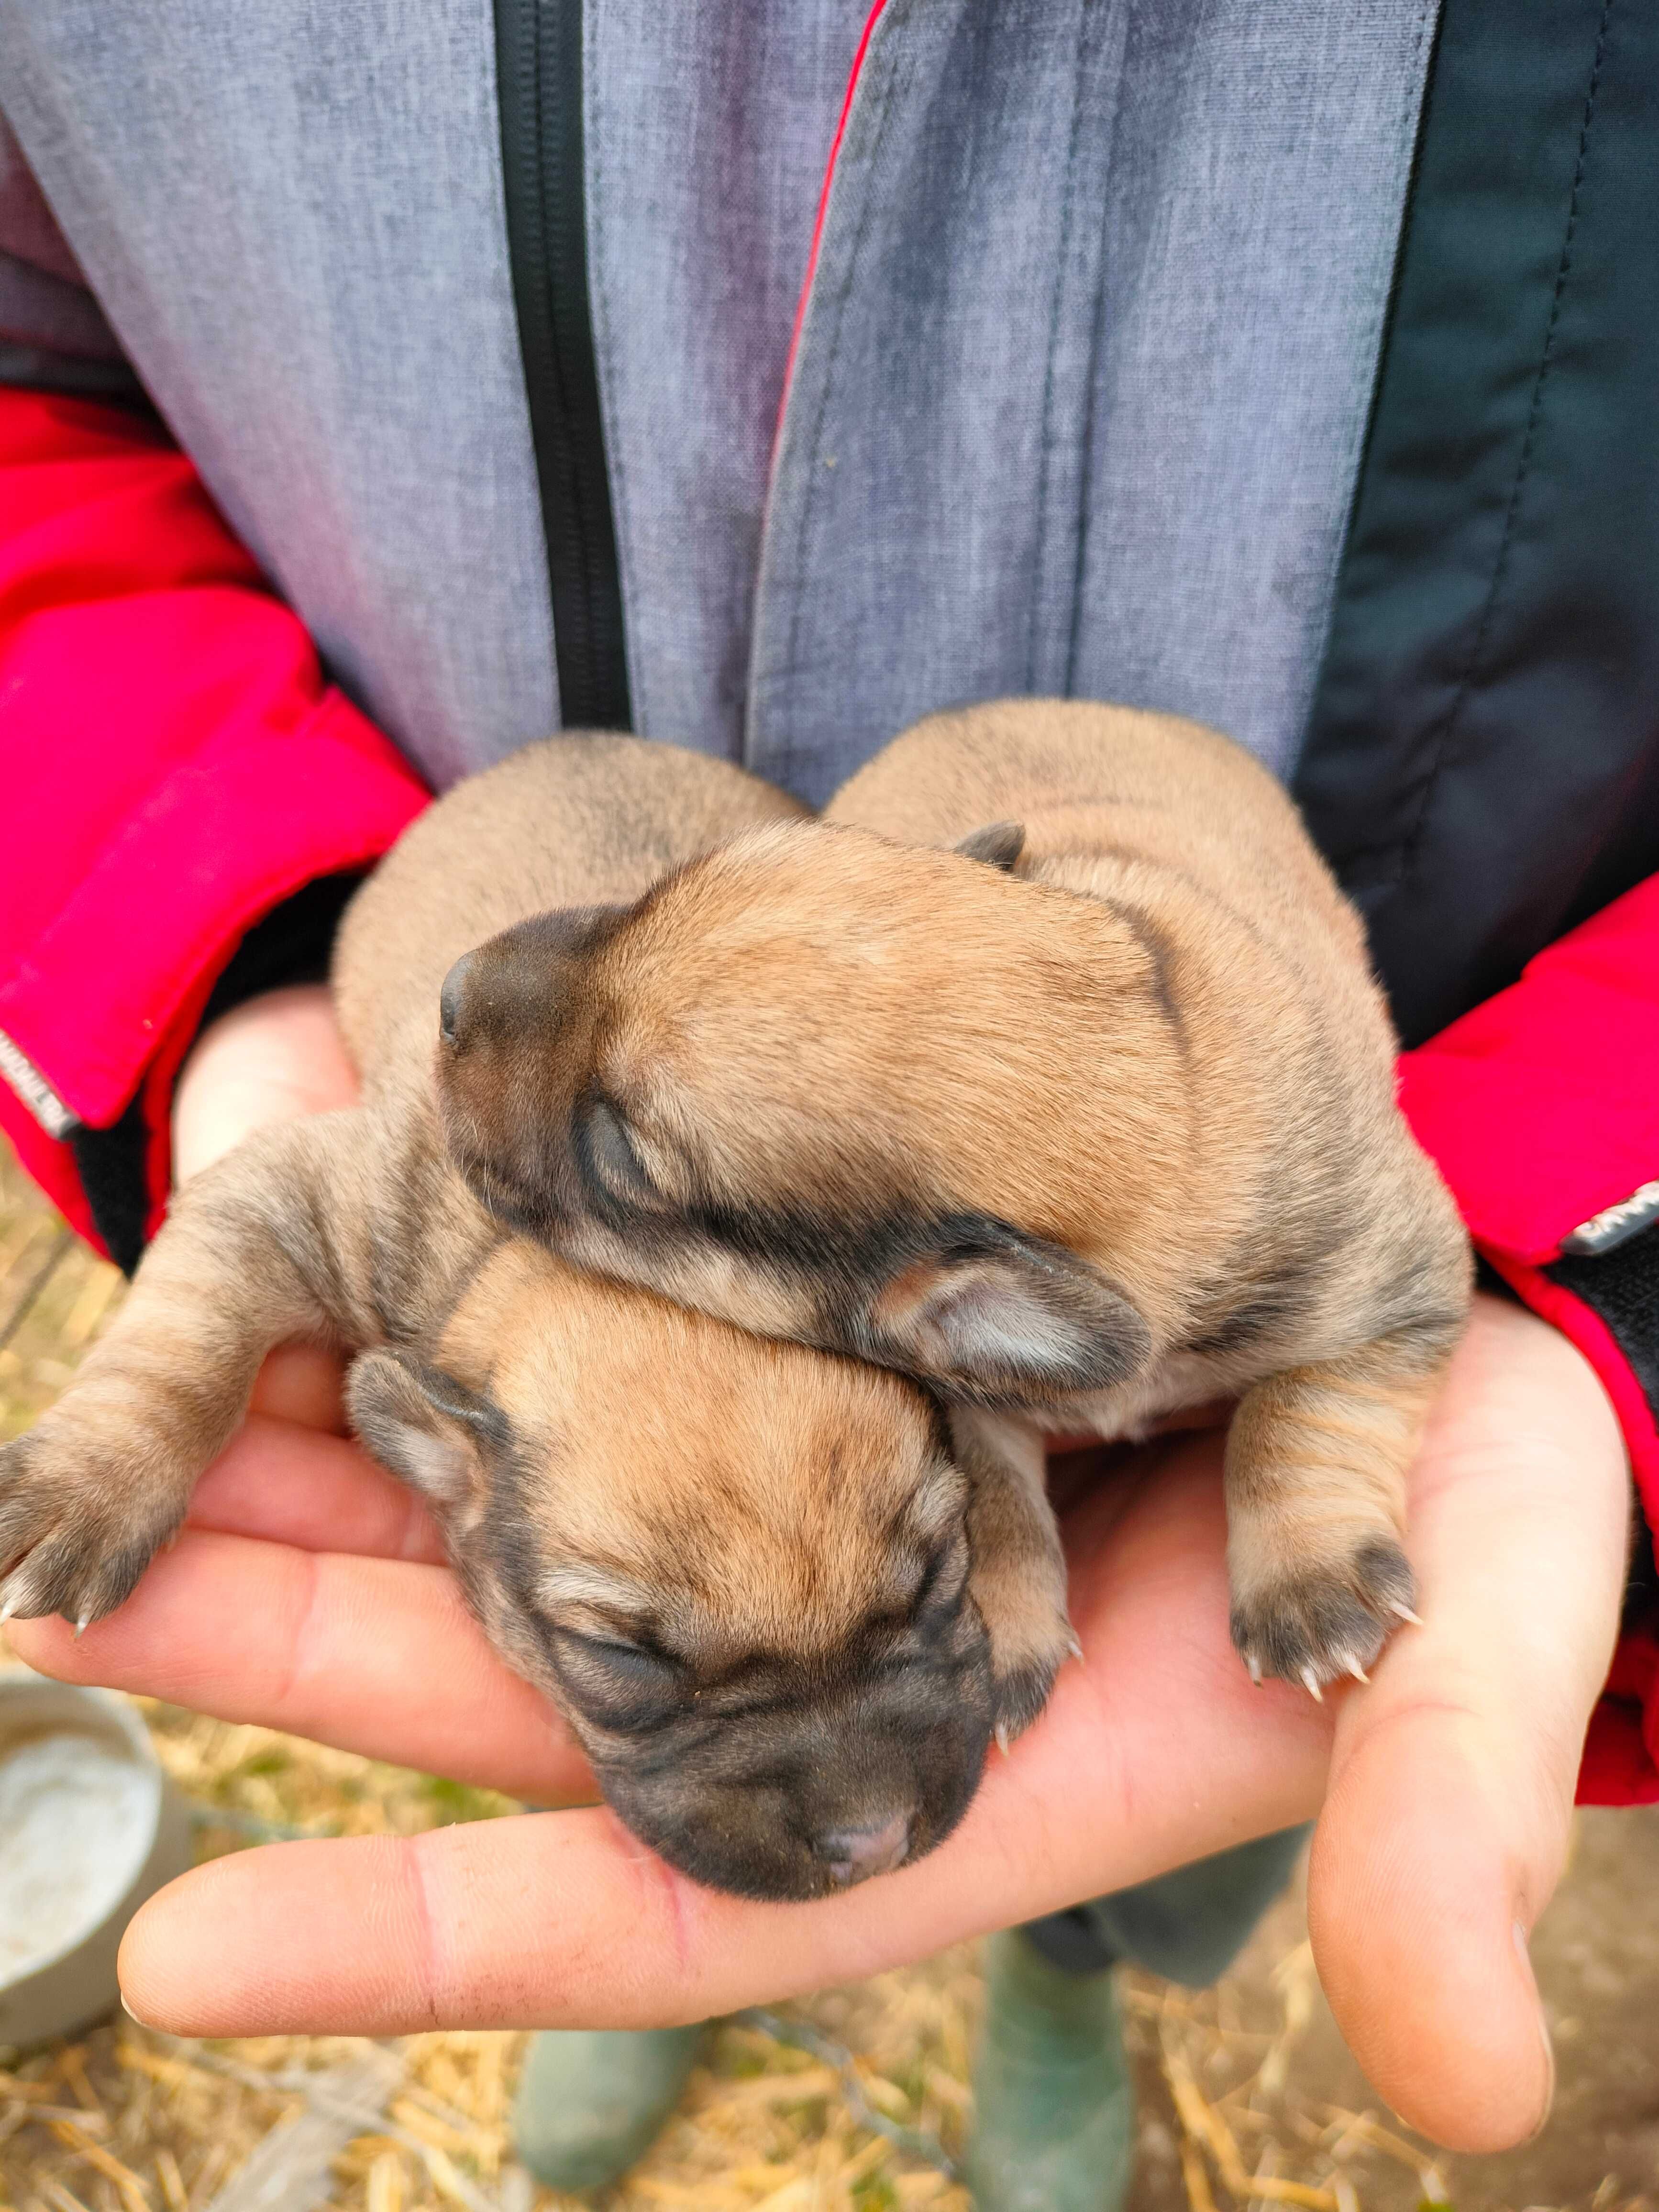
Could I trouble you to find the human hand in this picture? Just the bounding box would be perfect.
[175,982,360,1175]
[11,1290,1629,2154]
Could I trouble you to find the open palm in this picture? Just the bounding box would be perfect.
[10,990,1631,2157]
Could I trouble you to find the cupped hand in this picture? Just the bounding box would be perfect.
[8,989,1635,2154]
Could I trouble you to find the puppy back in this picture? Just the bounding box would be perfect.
[829,701,1347,913]
[825,700,1452,1361]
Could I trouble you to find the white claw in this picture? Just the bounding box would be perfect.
[0,1595,15,1627]
[1246,1652,1262,1687]
[1300,1667,1324,1704]
[1342,1654,1370,1685]
[1065,1632,1084,1662]
[73,1614,91,1639]
[995,1723,1012,1757]
[1390,1600,1425,1628]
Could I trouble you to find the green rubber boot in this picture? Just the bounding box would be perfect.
[963,1932,1135,2212]
[511,2024,705,2193]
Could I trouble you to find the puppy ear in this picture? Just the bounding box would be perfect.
[346,1349,501,1521]
[954,821,1025,873]
[865,1232,1150,1401]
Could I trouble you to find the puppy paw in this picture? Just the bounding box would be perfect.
[1228,1534,1417,1699]
[0,1427,185,1630]
[980,1592,1077,1750]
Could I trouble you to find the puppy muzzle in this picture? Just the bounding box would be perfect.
[585,1642,995,1902]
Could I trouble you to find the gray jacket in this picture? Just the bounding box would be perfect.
[0,0,1432,803]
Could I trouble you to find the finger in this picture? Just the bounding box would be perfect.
[1307,1298,1631,2153]
[185,1416,445,1561]
[8,1530,593,1805]
[117,1444,1337,2038]
[121,1810,924,2038]
[247,1345,351,1435]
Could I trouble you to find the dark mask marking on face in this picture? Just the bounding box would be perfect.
[465,1391,994,1900]
[641,1196,1149,1403]
[438,902,630,1062]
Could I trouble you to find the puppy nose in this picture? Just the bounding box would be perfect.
[439,953,474,1048]
[818,1813,912,1887]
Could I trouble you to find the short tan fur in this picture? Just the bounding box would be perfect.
[0,736,997,1901]
[437,702,1472,1699]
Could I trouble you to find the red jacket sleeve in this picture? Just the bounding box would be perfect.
[1399,874,1659,1807]
[0,387,429,1255]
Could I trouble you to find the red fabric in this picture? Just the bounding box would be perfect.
[1582,1626,1659,1805]
[1396,873,1659,1266]
[0,388,429,1257]
[1399,874,1659,1805]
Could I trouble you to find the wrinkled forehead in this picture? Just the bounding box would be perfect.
[522,1439,965,1662]
[541,1469,962,1662]
[594,839,992,1112]
[473,1263,962,1643]
[608,824,955,986]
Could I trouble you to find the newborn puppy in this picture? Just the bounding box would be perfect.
[0,736,995,1900]
[436,701,1472,1701]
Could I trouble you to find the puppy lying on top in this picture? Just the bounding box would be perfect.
[0,736,1001,1902]
[436,699,1473,1706]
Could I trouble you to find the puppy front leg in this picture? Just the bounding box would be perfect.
[0,1112,371,1628]
[1225,1328,1455,1695]
[948,1407,1075,1744]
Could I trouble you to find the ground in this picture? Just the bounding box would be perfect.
[1,1147,1656,2212]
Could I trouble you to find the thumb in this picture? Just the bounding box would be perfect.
[1306,1298,1629,2152]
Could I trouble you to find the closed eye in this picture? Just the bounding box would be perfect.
[574,1095,664,1217]
[552,1627,687,1730]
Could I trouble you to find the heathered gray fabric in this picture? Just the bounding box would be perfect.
[1067,0,1438,773]
[0,2,1432,802]
[586,0,862,758]
[748,0,1436,802]
[0,2,557,790]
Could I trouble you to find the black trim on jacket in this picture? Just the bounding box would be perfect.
[68,1099,149,1279]
[72,872,364,1277]
[1299,0,1659,1049]
[493,0,632,731]
[1548,1225,1659,1441]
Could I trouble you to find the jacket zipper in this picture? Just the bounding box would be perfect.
[494,0,632,730]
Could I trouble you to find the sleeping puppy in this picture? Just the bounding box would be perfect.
[434,700,1472,1702]
[0,735,998,1901]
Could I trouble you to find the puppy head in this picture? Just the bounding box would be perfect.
[435,822,1160,1405]
[347,1244,993,1901]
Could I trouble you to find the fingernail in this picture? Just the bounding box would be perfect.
[120,1991,164,2034]
[1513,1919,1557,2139]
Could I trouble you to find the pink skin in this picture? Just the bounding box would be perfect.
[10,985,1632,2155]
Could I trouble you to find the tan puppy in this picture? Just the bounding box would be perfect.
[0,736,998,1901]
[435,701,1472,1700]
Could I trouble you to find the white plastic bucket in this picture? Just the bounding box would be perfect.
[0,1666,192,2046]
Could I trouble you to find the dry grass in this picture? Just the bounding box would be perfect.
[0,1145,1640,2212]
